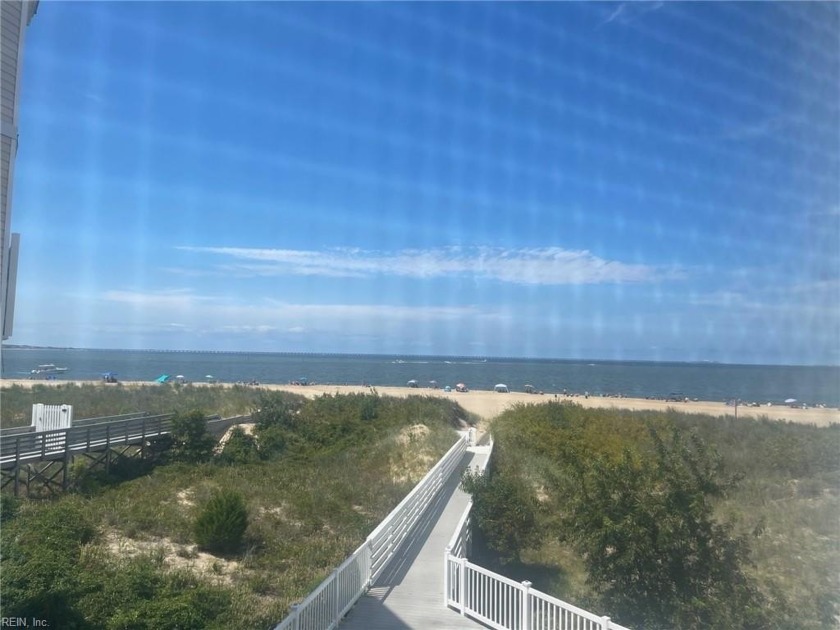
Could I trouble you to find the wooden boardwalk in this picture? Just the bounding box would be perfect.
[339,445,491,630]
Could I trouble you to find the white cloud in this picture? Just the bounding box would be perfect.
[688,285,839,317]
[178,245,679,285]
[597,1,663,28]
[100,289,498,337]
[103,289,214,309]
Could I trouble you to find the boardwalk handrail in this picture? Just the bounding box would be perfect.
[0,413,174,466]
[444,439,632,630]
[0,412,150,438]
[273,433,469,630]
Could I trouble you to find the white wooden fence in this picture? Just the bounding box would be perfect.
[273,433,469,630]
[444,440,632,630]
[31,403,73,432]
[31,403,73,450]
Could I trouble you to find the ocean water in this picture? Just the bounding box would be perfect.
[2,347,838,408]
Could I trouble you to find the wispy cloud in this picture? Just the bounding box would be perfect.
[597,1,663,28]
[717,115,802,142]
[103,289,216,309]
[688,281,840,317]
[177,245,681,285]
[101,289,497,333]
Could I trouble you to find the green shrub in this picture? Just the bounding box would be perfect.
[169,410,216,463]
[461,468,538,564]
[0,498,97,625]
[560,429,768,629]
[77,554,231,630]
[193,489,249,554]
[0,494,20,523]
[219,427,260,465]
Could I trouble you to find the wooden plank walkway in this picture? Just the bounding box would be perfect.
[339,445,491,630]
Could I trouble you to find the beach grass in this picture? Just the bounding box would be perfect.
[0,382,266,429]
[1,391,473,629]
[471,402,840,629]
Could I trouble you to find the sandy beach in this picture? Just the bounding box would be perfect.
[3,379,838,427]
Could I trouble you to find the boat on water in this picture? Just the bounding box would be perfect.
[31,364,68,375]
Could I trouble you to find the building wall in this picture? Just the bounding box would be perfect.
[1,0,38,339]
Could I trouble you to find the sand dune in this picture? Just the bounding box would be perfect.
[3,379,838,426]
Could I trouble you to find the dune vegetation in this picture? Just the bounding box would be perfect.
[0,390,476,629]
[463,402,840,629]
[0,382,266,429]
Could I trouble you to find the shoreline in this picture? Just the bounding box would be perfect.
[2,379,838,426]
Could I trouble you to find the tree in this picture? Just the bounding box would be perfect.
[560,428,768,629]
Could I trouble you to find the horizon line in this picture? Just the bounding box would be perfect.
[2,344,838,370]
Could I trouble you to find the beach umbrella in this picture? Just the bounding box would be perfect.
[205,375,214,379]
[494,384,509,393]
[407,379,418,387]
[155,374,170,383]
[784,398,797,404]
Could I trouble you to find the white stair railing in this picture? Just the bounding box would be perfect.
[274,432,469,630]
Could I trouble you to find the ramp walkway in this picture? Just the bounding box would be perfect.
[338,444,491,630]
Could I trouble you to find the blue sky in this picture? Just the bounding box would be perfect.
[8,1,839,364]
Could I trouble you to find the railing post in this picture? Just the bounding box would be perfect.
[14,435,20,496]
[289,603,300,630]
[459,557,467,615]
[521,581,532,630]
[141,418,147,460]
[367,539,374,587]
[333,569,340,623]
[601,616,611,629]
[443,545,452,606]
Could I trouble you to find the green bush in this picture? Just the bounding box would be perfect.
[561,429,768,629]
[0,494,20,523]
[218,427,260,465]
[461,468,538,564]
[193,489,249,554]
[0,498,97,625]
[77,554,231,630]
[169,410,216,463]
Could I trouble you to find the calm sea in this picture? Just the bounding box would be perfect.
[2,347,839,408]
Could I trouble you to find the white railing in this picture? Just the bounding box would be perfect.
[273,433,469,630]
[444,440,631,630]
